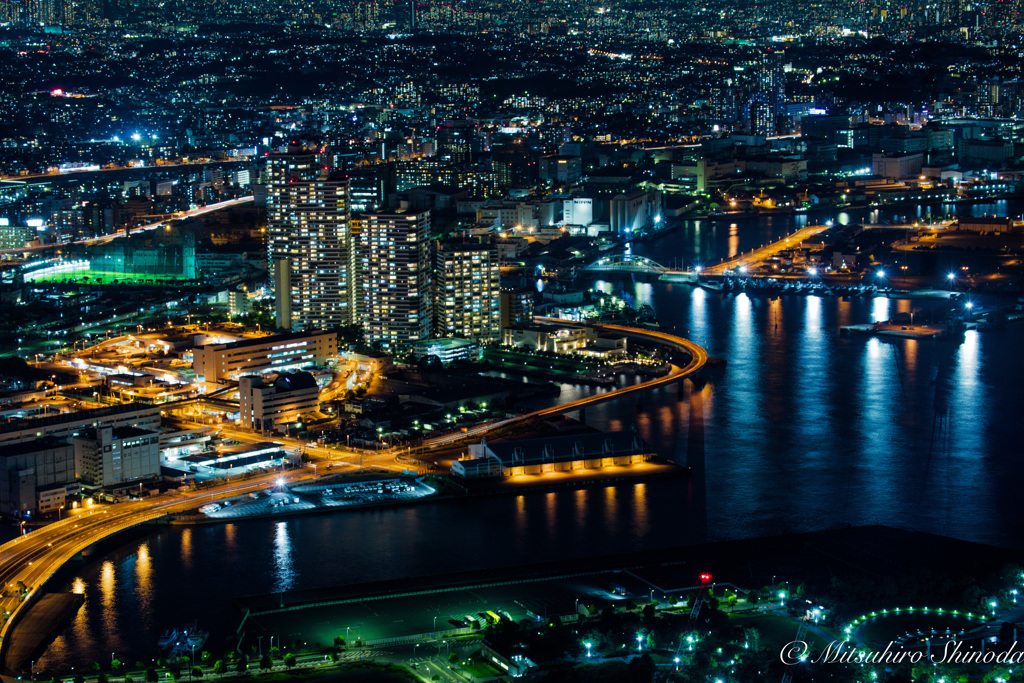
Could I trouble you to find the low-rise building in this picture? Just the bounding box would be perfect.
[872,152,924,180]
[453,431,653,478]
[450,455,504,479]
[0,403,162,446]
[0,438,78,516]
[577,335,628,359]
[193,330,337,382]
[956,217,1017,233]
[74,426,161,488]
[502,325,596,353]
[408,338,481,365]
[238,372,320,433]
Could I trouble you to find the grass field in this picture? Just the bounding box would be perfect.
[33,269,193,284]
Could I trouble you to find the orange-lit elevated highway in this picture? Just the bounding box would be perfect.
[0,468,308,674]
[420,319,709,449]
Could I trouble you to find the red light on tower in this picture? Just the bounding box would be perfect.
[699,573,712,583]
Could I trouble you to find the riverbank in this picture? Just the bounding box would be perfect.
[234,524,1021,628]
[3,592,83,674]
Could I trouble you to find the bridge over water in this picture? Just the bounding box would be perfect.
[581,254,697,281]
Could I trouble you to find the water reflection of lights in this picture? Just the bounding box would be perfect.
[272,521,295,593]
[100,561,115,609]
[135,543,153,615]
[866,336,884,362]
[604,486,618,533]
[574,489,586,528]
[734,292,752,335]
[100,560,118,642]
[633,483,649,537]
[804,296,822,337]
[633,281,653,306]
[871,297,890,323]
[689,287,708,345]
[180,527,193,568]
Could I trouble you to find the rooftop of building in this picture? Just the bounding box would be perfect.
[481,430,652,465]
[74,425,159,441]
[409,338,478,350]
[0,437,72,457]
[196,329,334,351]
[0,402,159,435]
[273,372,319,393]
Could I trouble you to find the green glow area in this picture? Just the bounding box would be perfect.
[33,269,194,285]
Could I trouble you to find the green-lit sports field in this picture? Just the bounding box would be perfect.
[33,269,193,284]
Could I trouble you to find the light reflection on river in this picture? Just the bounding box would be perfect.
[34,199,1024,674]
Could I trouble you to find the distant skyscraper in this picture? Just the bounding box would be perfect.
[753,51,786,137]
[266,145,359,330]
[361,211,431,348]
[433,240,501,342]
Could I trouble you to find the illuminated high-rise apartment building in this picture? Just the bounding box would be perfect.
[266,145,359,331]
[361,211,431,348]
[433,241,501,343]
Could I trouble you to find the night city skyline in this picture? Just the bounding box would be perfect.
[0,1,1023,682]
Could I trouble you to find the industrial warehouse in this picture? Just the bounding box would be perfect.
[451,431,654,479]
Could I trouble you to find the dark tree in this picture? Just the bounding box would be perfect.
[629,653,656,683]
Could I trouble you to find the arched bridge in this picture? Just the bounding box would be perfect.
[582,254,670,274]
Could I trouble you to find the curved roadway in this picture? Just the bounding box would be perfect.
[418,319,708,449]
[0,470,309,673]
[0,322,706,673]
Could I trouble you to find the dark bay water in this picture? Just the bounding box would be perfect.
[35,198,1024,673]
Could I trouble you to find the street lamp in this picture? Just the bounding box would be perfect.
[947,272,956,290]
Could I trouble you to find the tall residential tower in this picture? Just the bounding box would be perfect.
[266,145,359,330]
[361,211,431,348]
